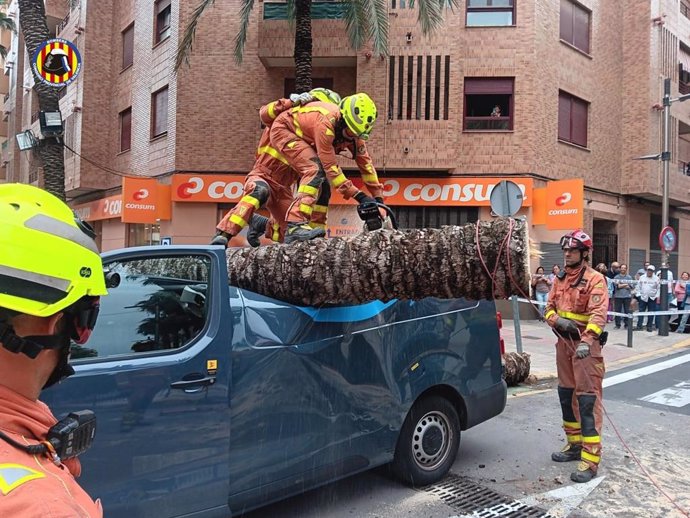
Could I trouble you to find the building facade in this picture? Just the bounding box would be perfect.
[3,0,690,274]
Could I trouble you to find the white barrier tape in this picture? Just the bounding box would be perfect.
[514,297,688,317]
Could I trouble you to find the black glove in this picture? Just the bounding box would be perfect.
[354,192,376,205]
[375,197,384,204]
[554,317,579,336]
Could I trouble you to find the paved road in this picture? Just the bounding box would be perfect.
[239,355,690,518]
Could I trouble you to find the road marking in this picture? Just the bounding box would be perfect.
[639,381,690,407]
[603,352,690,388]
[607,339,690,369]
[520,477,605,517]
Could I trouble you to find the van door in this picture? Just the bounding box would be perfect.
[42,249,231,518]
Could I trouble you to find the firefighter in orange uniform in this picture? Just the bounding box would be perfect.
[544,229,608,483]
[212,88,342,247]
[268,93,384,243]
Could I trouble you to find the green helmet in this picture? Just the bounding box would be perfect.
[339,93,377,140]
[310,87,341,105]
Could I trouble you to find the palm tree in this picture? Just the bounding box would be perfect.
[176,0,455,92]
[17,0,65,200]
[0,11,16,59]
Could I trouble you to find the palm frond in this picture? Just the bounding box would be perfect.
[437,0,458,12]
[343,0,368,51]
[175,0,216,72]
[0,14,16,33]
[367,0,389,57]
[286,0,296,31]
[233,0,256,64]
[0,45,6,60]
[411,0,443,35]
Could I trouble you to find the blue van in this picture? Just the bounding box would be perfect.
[44,246,507,517]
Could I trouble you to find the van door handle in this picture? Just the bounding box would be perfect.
[170,375,216,390]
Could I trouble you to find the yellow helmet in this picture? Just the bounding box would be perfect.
[339,93,377,140]
[0,184,107,318]
[310,87,341,105]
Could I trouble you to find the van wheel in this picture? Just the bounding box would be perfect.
[391,395,460,487]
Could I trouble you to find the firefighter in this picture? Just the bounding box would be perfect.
[544,229,608,483]
[211,88,342,247]
[0,184,107,517]
[268,92,384,243]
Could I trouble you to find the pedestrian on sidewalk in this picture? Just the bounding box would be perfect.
[549,264,561,284]
[636,265,660,332]
[674,271,688,310]
[544,229,608,484]
[596,263,615,322]
[613,264,633,329]
[531,266,551,321]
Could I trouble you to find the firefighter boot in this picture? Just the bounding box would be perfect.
[210,231,231,247]
[571,461,597,483]
[285,223,326,244]
[247,214,269,247]
[551,443,582,462]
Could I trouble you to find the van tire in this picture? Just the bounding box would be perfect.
[391,395,460,487]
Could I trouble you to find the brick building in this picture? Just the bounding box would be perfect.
[3,0,690,273]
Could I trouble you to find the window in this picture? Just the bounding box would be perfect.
[558,90,588,147]
[120,107,132,152]
[151,86,168,138]
[283,77,333,98]
[122,23,134,69]
[682,0,690,21]
[388,55,450,121]
[560,0,590,54]
[394,206,478,228]
[155,0,171,44]
[466,0,515,27]
[463,77,513,130]
[71,256,210,360]
[127,223,161,247]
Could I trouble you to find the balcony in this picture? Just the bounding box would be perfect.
[259,1,356,67]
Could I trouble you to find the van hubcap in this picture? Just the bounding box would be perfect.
[412,411,452,471]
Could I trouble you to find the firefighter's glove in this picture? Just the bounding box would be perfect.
[354,192,376,205]
[554,317,579,336]
[575,342,590,359]
[289,92,313,106]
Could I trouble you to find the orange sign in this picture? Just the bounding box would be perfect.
[172,174,533,207]
[531,188,547,225]
[72,194,123,222]
[546,179,584,230]
[122,178,163,224]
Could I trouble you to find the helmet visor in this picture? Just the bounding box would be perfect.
[560,236,585,250]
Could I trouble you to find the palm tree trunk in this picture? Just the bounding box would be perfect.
[18,0,65,200]
[227,219,531,306]
[293,0,312,93]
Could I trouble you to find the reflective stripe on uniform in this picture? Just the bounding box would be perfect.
[292,114,303,137]
[229,214,248,228]
[298,185,319,196]
[325,128,334,136]
[361,173,378,183]
[582,435,601,444]
[581,451,600,463]
[267,102,277,120]
[0,464,45,495]
[563,420,580,429]
[287,141,298,149]
[309,222,326,229]
[567,434,582,443]
[257,145,289,165]
[586,323,603,335]
[299,204,313,215]
[240,195,261,209]
[545,310,556,319]
[557,310,590,323]
[312,204,328,213]
[294,105,331,116]
[271,223,280,242]
[332,173,348,187]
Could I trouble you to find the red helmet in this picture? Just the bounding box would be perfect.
[560,229,592,250]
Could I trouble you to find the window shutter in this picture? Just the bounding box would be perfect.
[156,0,171,14]
[558,92,571,141]
[122,24,134,69]
[559,0,573,43]
[573,4,590,53]
[571,97,588,146]
[120,109,132,151]
[464,78,513,94]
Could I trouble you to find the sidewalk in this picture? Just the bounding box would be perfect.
[502,319,690,380]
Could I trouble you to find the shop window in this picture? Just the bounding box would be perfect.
[155,0,171,44]
[466,0,515,27]
[70,255,210,360]
[558,90,588,147]
[560,0,590,54]
[394,206,478,229]
[463,77,513,130]
[122,23,134,69]
[120,107,132,152]
[151,86,168,138]
[127,223,161,247]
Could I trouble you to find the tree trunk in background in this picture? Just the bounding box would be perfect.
[18,0,65,200]
[293,0,312,93]
[227,219,531,306]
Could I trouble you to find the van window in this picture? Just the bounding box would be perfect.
[71,255,210,360]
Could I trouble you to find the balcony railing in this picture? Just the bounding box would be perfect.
[464,116,512,130]
[57,11,70,35]
[31,110,40,124]
[264,1,345,20]
[681,81,690,95]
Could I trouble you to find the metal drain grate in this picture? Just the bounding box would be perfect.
[425,474,556,517]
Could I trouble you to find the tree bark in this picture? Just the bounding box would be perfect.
[18,0,65,200]
[227,218,531,306]
[293,0,312,93]
[503,352,531,386]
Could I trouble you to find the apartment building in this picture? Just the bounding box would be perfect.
[3,0,690,273]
